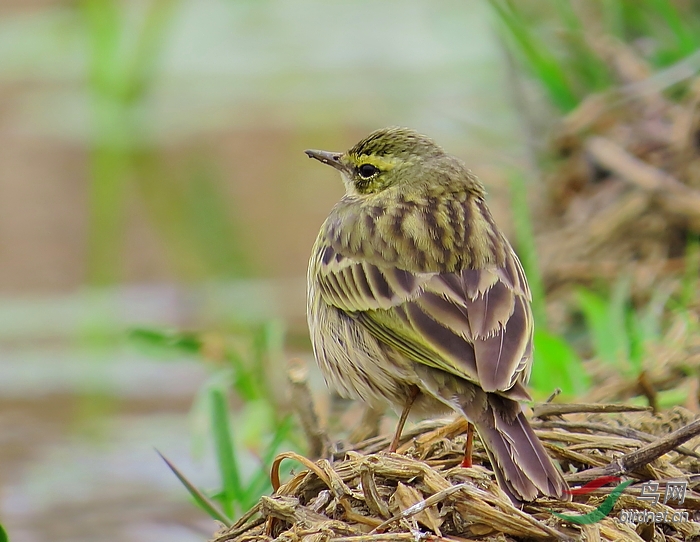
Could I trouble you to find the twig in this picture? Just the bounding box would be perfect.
[330,535,452,541]
[271,451,331,493]
[287,358,328,458]
[370,484,469,533]
[338,419,449,458]
[545,388,562,403]
[228,502,261,533]
[620,49,700,100]
[533,402,651,419]
[533,420,700,460]
[214,516,265,542]
[586,136,700,219]
[360,465,391,519]
[637,370,658,414]
[568,418,700,483]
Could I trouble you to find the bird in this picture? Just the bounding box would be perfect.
[305,127,569,503]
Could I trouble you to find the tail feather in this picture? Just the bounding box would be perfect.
[464,393,570,503]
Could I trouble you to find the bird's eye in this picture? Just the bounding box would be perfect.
[358,164,379,178]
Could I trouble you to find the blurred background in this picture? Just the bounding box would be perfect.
[2,1,700,541]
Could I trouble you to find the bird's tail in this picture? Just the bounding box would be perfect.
[464,392,570,503]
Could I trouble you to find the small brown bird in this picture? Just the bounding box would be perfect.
[305,127,568,503]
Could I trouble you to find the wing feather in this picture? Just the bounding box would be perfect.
[315,244,533,394]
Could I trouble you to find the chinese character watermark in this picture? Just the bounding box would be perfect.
[617,481,691,525]
[638,481,661,505]
[664,481,687,506]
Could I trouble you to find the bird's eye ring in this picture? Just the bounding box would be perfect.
[358,164,379,178]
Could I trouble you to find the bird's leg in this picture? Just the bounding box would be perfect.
[460,422,475,468]
[389,385,420,452]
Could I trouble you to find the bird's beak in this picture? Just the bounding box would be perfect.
[305,149,346,172]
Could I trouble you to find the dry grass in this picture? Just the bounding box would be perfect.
[213,402,700,542]
[534,42,700,298]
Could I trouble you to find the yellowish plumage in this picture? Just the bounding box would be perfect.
[306,127,568,503]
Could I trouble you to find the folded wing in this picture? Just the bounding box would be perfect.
[315,243,534,394]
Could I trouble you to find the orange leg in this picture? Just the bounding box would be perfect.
[460,422,475,468]
[389,386,420,452]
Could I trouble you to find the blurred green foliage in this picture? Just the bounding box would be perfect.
[495,0,700,403]
[508,170,589,397]
[158,450,233,526]
[576,278,668,377]
[81,0,251,285]
[82,0,177,283]
[130,324,298,520]
[489,0,700,112]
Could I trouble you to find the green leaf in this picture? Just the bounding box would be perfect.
[576,286,628,369]
[628,285,669,371]
[0,523,7,542]
[185,159,252,278]
[127,327,202,356]
[530,329,589,396]
[239,400,276,448]
[226,345,259,403]
[81,0,123,94]
[644,0,699,58]
[251,322,285,390]
[122,0,179,103]
[489,0,579,111]
[209,386,242,518]
[609,278,632,360]
[553,2,611,92]
[601,0,627,40]
[156,450,232,526]
[657,387,688,409]
[242,414,295,509]
[188,369,234,460]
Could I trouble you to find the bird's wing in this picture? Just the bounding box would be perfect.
[315,242,533,393]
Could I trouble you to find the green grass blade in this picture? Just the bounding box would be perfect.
[186,160,253,279]
[508,171,546,327]
[628,285,670,371]
[189,369,233,459]
[225,345,259,403]
[553,1,611,92]
[80,0,122,93]
[680,237,700,308]
[505,170,590,396]
[530,329,589,397]
[156,450,232,526]
[80,0,130,285]
[127,327,202,356]
[241,414,295,509]
[0,523,7,542]
[250,321,285,402]
[576,287,617,364]
[122,0,179,102]
[656,387,688,409]
[209,386,242,518]
[601,0,626,40]
[609,277,632,362]
[626,311,644,372]
[576,284,635,371]
[489,0,579,111]
[644,0,698,57]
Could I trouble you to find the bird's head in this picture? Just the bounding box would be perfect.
[305,127,456,197]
